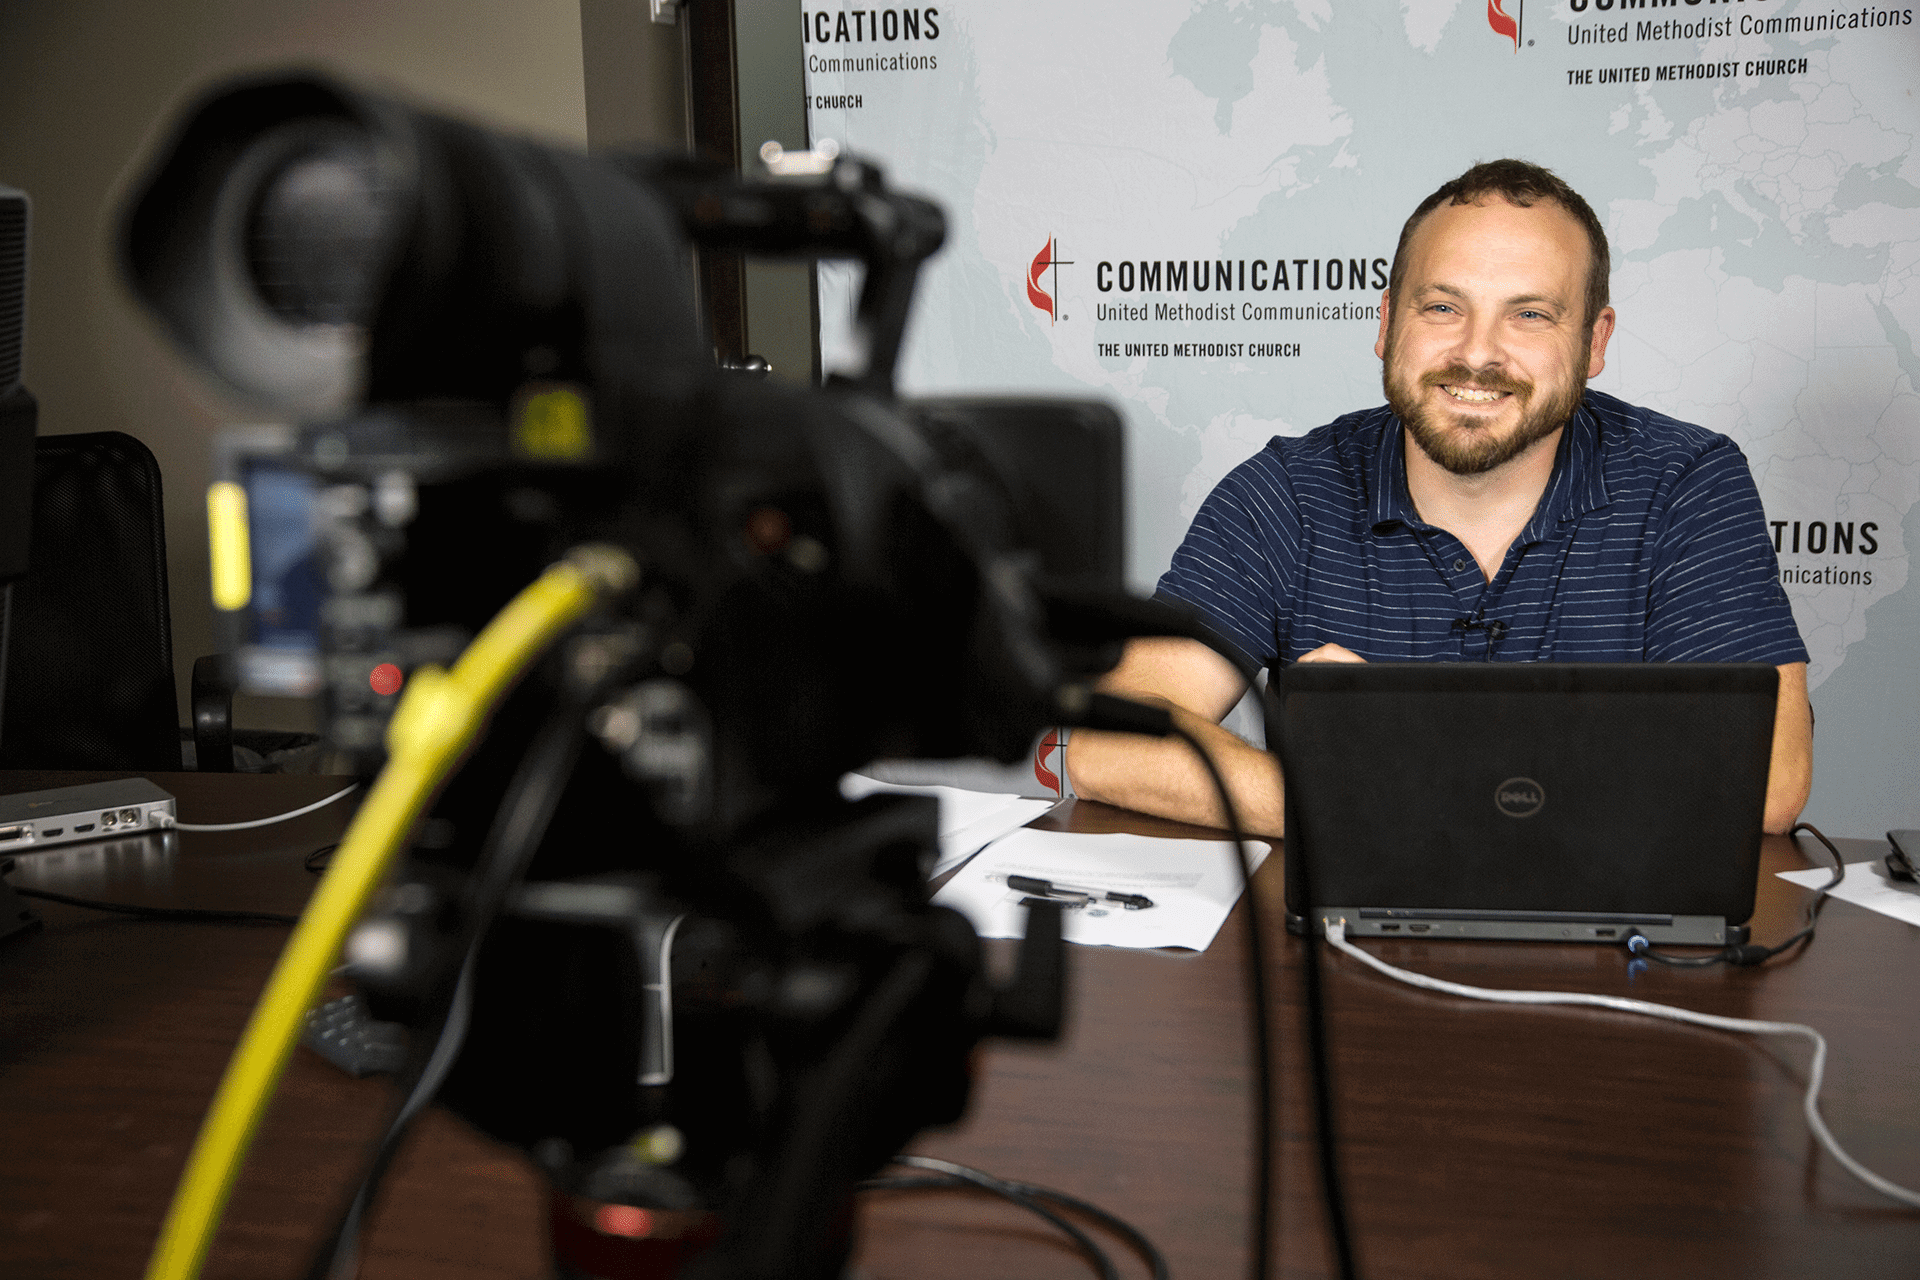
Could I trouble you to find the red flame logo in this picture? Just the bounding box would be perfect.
[1034,728,1062,794]
[1027,237,1055,323]
[1488,0,1519,50]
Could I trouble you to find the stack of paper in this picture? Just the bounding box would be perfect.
[838,774,1055,876]
[1777,861,1920,928]
[932,827,1270,952]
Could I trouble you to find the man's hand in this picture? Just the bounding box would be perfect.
[1298,642,1366,664]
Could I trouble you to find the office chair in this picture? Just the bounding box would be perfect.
[0,431,182,769]
[0,431,319,772]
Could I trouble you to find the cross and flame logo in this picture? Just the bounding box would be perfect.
[1487,0,1522,51]
[1026,236,1072,325]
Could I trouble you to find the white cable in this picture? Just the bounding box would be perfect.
[161,783,360,832]
[1322,919,1920,1210]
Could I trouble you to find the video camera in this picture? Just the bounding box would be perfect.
[123,72,1174,1280]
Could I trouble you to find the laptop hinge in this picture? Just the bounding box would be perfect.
[1358,907,1675,925]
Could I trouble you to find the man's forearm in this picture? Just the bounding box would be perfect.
[1064,701,1285,837]
[1762,662,1813,835]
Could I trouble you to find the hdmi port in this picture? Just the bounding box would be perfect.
[73,823,95,833]
[1407,923,1431,933]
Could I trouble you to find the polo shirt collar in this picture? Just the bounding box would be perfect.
[1367,396,1611,542]
[1367,414,1419,531]
[1520,397,1611,544]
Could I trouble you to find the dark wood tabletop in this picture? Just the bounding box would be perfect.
[3,769,1916,1280]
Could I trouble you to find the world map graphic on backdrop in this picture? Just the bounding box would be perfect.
[802,0,1920,829]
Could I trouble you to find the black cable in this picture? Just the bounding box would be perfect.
[867,1177,1113,1276]
[861,1156,1120,1280]
[9,885,298,925]
[1000,1182,1167,1280]
[1102,612,1357,1280]
[1746,821,1845,960]
[871,1154,1173,1280]
[1627,942,1731,968]
[1287,840,1359,1280]
[1627,821,1845,969]
[1251,681,1360,1280]
[301,699,587,1280]
[743,950,939,1276]
[7,834,350,922]
[1168,725,1276,1280]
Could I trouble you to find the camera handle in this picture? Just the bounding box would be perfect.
[622,153,946,396]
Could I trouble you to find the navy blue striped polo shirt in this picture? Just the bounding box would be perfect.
[1156,389,1808,672]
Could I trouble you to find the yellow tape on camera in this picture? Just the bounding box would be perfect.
[513,384,594,460]
[207,482,252,611]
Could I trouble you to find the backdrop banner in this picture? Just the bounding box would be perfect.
[803,0,1920,836]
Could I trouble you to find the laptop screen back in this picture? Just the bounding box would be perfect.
[1271,663,1778,943]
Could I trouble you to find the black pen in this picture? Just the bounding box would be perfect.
[1006,874,1154,910]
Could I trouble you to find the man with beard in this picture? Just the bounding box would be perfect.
[1064,159,1812,835]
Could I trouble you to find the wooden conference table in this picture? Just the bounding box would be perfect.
[2,769,1915,1279]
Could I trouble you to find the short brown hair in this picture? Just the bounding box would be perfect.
[1387,159,1611,334]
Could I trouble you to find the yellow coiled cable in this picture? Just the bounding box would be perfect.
[145,546,636,1280]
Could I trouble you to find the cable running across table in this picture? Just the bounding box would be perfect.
[161,783,360,832]
[1321,919,1920,1210]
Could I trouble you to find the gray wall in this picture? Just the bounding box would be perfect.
[0,0,598,732]
[581,0,687,151]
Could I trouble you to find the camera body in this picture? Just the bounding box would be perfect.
[125,72,1139,1279]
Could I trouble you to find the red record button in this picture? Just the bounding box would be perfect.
[369,663,404,697]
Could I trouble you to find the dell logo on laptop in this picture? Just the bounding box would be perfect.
[1494,777,1545,818]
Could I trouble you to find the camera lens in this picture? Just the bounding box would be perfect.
[246,135,389,327]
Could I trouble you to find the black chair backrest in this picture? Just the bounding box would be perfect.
[0,431,181,769]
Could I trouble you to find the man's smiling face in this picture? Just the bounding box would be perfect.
[1376,196,1614,477]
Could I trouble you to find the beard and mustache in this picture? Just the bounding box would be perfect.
[1382,325,1587,477]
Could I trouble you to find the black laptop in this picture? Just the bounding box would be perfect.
[1270,663,1779,946]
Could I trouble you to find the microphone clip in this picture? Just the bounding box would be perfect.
[1450,614,1508,661]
